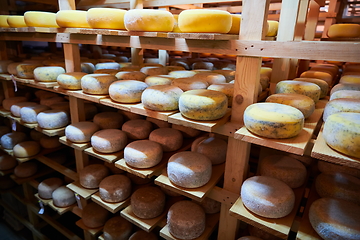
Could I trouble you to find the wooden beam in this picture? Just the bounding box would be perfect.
[58,0,76,10]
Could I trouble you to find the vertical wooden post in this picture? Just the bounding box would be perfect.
[130,0,144,67]
[159,50,169,66]
[321,0,340,38]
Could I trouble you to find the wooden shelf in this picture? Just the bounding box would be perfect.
[229,186,306,239]
[155,163,225,201]
[35,126,66,137]
[59,136,91,150]
[234,100,326,156]
[99,98,141,112]
[84,147,124,163]
[311,127,360,170]
[0,108,11,116]
[67,90,108,104]
[75,219,102,236]
[98,235,105,240]
[35,193,52,205]
[168,109,231,132]
[13,77,58,88]
[120,205,166,232]
[14,146,65,163]
[66,181,98,200]
[130,103,178,121]
[7,115,38,129]
[160,213,220,240]
[91,192,130,214]
[0,74,11,80]
[48,200,75,215]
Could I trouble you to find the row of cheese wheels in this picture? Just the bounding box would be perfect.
[0,9,279,35]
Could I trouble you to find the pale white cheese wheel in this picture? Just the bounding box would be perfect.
[40,97,66,107]
[330,83,360,96]
[0,154,17,170]
[57,72,87,90]
[241,176,295,218]
[141,85,183,111]
[10,102,38,117]
[79,164,110,189]
[149,128,183,152]
[323,98,360,122]
[172,124,201,138]
[91,129,127,153]
[20,104,50,123]
[124,140,163,168]
[309,198,360,240]
[34,66,65,82]
[259,155,307,188]
[109,80,148,103]
[115,71,146,81]
[129,230,158,240]
[171,77,209,91]
[2,97,28,111]
[65,121,99,143]
[38,178,63,199]
[81,63,95,74]
[37,110,69,129]
[95,62,120,70]
[276,80,321,103]
[0,126,11,139]
[14,162,38,178]
[82,202,111,228]
[13,141,41,158]
[192,136,227,165]
[167,151,212,188]
[318,160,360,179]
[169,70,197,78]
[140,66,168,76]
[93,112,124,129]
[144,75,173,86]
[52,186,76,208]
[39,136,61,149]
[81,74,117,95]
[103,216,133,240]
[99,174,132,203]
[131,186,166,219]
[121,119,152,140]
[0,132,27,150]
[167,200,206,239]
[293,78,329,99]
[330,89,360,101]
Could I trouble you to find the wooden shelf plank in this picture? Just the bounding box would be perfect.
[229,186,306,239]
[0,108,11,116]
[84,147,124,163]
[120,205,166,232]
[154,163,225,201]
[35,126,66,137]
[76,219,102,236]
[234,100,326,156]
[130,103,178,121]
[160,213,220,240]
[0,74,11,80]
[67,90,108,104]
[7,115,38,129]
[48,200,75,215]
[311,127,360,170]
[166,32,238,40]
[91,192,130,214]
[59,136,91,150]
[35,193,52,205]
[168,109,231,132]
[99,98,140,112]
[13,76,31,84]
[67,181,98,200]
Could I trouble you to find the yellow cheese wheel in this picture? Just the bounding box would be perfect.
[109,80,148,103]
[0,15,10,28]
[87,8,127,29]
[260,67,272,78]
[141,85,183,111]
[340,75,360,84]
[7,16,27,28]
[207,83,234,107]
[178,9,231,33]
[34,66,65,82]
[310,64,339,78]
[276,80,321,103]
[327,23,360,38]
[144,75,173,86]
[24,11,59,28]
[81,74,117,95]
[171,77,209,91]
[124,9,174,32]
[57,72,87,90]
[330,90,360,101]
[228,14,241,34]
[300,70,333,86]
[93,69,119,75]
[293,77,329,98]
[266,20,279,37]
[330,83,360,96]
[56,10,90,28]
[16,63,42,79]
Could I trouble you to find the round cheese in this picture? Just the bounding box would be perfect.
[39,136,61,149]
[7,62,21,75]
[65,121,100,143]
[167,200,206,239]
[293,77,329,99]
[330,83,360,96]
[20,104,49,123]
[3,96,28,111]
[0,15,10,28]
[34,66,65,82]
[193,72,226,85]
[241,176,295,218]
[121,119,152,140]
[95,62,120,71]
[99,175,131,203]
[0,132,27,150]
[57,72,87,90]
[52,186,76,207]
[7,16,27,28]
[299,70,332,86]
[79,164,110,189]
[24,12,58,28]
[124,140,163,168]
[340,74,360,84]
[244,103,304,139]
[276,80,321,103]
[193,136,227,165]
[37,110,69,129]
[91,129,127,153]
[13,141,41,158]
[103,216,132,240]
[81,62,95,74]
[10,102,38,117]
[87,8,127,30]
[171,77,209,91]
[0,155,17,171]
[82,202,110,228]
[170,61,189,70]
[228,14,241,34]
[14,162,38,178]
[131,186,166,219]
[38,178,63,199]
[124,9,174,32]
[115,71,146,81]
[30,130,45,141]
[0,60,13,73]
[141,85,183,111]
[198,197,221,214]
[129,230,158,240]
[168,151,212,188]
[94,69,119,75]
[16,63,42,78]
[311,64,339,78]
[149,128,183,152]
[109,80,148,103]
[93,112,124,129]
[81,74,117,95]
[146,117,171,128]
[172,124,201,138]
[56,10,90,28]
[0,126,11,139]
[140,66,168,76]
[323,98,360,122]
[208,83,234,107]
[192,62,214,70]
[178,9,231,33]
[40,96,67,107]
[327,23,360,38]
[84,103,98,120]
[266,20,279,37]
[169,70,197,78]
[318,160,360,179]
[166,66,185,72]
[144,75,173,86]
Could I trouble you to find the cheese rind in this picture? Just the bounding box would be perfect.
[34,66,66,82]
[24,11,59,28]
[323,98,360,122]
[79,164,110,189]
[20,105,50,123]
[115,71,146,81]
[171,78,208,91]
[57,72,87,90]
[140,66,168,76]
[149,128,183,152]
[327,23,360,38]
[82,202,110,228]
[103,216,133,240]
[124,140,163,168]
[121,119,152,140]
[99,175,131,203]
[93,112,124,129]
[38,178,63,199]
[330,83,360,96]
[87,8,127,30]
[293,77,329,98]
[169,70,197,78]
[276,80,321,103]
[81,74,117,95]
[141,85,183,111]
[124,9,174,32]
[3,96,28,111]
[16,63,42,79]
[228,14,241,34]
[109,80,148,103]
[0,132,27,150]
[193,136,227,165]
[144,75,173,86]
[10,102,37,117]
[65,121,100,143]
[13,141,41,158]
[330,89,360,101]
[56,10,90,28]
[7,16,27,28]
[131,186,166,219]
[52,186,76,207]
[207,83,234,107]
[299,70,333,86]
[91,129,127,153]
[340,75,360,84]
[0,15,10,28]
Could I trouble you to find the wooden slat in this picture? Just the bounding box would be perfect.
[66,181,98,200]
[35,126,66,137]
[84,147,124,163]
[99,98,140,112]
[0,108,11,116]
[67,90,108,104]
[91,192,130,214]
[130,103,178,121]
[15,146,65,163]
[35,193,52,205]
[48,200,75,215]
[59,136,91,150]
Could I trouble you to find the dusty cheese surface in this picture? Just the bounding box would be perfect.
[293,77,329,99]
[323,98,360,122]
[87,8,127,29]
[276,80,321,103]
[109,80,148,103]
[131,186,166,219]
[57,72,87,90]
[124,140,163,168]
[52,186,76,207]
[141,85,183,111]
[124,9,174,32]
[65,121,99,143]
[13,141,41,158]
[38,178,63,199]
[81,74,117,95]
[91,129,127,153]
[99,175,131,203]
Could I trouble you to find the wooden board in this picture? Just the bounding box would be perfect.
[0,147,14,156]
[130,103,178,121]
[7,115,38,129]
[35,126,66,137]
[35,193,52,205]
[91,192,130,214]
[67,90,108,103]
[31,81,58,88]
[311,128,360,169]
[229,186,306,239]
[13,76,31,84]
[160,213,220,240]
[0,74,11,80]
[166,32,239,40]
[121,205,166,232]
[155,163,225,201]
[48,200,75,215]
[168,109,231,132]
[66,181,98,200]
[75,219,102,236]
[234,100,326,156]
[0,108,11,116]
[59,136,91,150]
[99,98,141,112]
[84,147,124,163]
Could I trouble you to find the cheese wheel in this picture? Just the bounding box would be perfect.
[265,93,315,118]
[65,121,100,143]
[94,69,119,75]
[95,62,120,71]
[115,71,146,81]
[141,85,183,111]
[20,104,49,123]
[10,102,38,117]
[244,102,304,139]
[93,112,124,129]
[212,70,235,82]
[34,90,58,99]
[167,200,206,239]
[52,186,75,207]
[340,75,360,84]
[179,89,228,120]
[193,72,226,85]
[293,78,329,99]
[140,66,168,76]
[109,80,148,103]
[327,23,360,38]
[129,230,158,240]
[39,136,61,149]
[14,162,38,178]
[299,70,333,86]
[0,126,11,139]
[50,102,70,113]
[121,119,152,140]
[208,83,234,107]
[81,74,117,95]
[0,15,10,28]
[16,63,42,79]
[323,98,360,122]
[91,129,127,153]
[172,124,201,138]
[30,130,45,141]
[191,62,214,70]
[318,160,360,180]
[309,198,360,240]
[56,10,90,28]
[131,186,166,219]
[13,141,41,158]
[170,61,190,70]
[82,202,110,228]
[241,176,295,218]
[146,117,171,128]
[276,80,321,103]
[36,109,69,130]
[228,14,241,34]
[266,20,279,37]
[120,65,141,72]
[7,16,27,28]
[124,9,174,32]
[103,216,132,240]
[323,112,360,158]
[166,66,185,72]
[197,197,221,214]
[81,62,95,74]
[149,128,183,152]
[168,151,212,188]
[330,83,360,96]
[0,60,13,73]
[38,178,63,199]
[178,9,231,33]
[7,62,21,75]
[79,164,110,189]
[169,70,197,78]
[311,64,339,78]
[0,132,27,150]
[2,96,28,111]
[24,11,59,28]
[144,75,173,86]
[99,175,131,203]
[0,155,17,171]
[171,77,208,91]
[84,103,98,120]
[193,136,227,165]
[33,66,65,82]
[124,140,163,168]
[259,155,306,188]
[87,8,127,30]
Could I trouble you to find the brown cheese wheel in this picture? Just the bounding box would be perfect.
[79,164,110,189]
[193,136,227,165]
[0,132,27,150]
[103,216,133,240]
[14,162,38,178]
[149,128,183,152]
[13,141,41,158]
[129,230,158,240]
[121,119,152,140]
[124,140,163,168]
[91,129,127,153]
[99,175,132,203]
[93,112,124,129]
[39,136,61,149]
[65,121,100,143]
[0,154,17,170]
[131,186,166,219]
[82,202,111,228]
[38,177,63,199]
[2,97,28,111]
